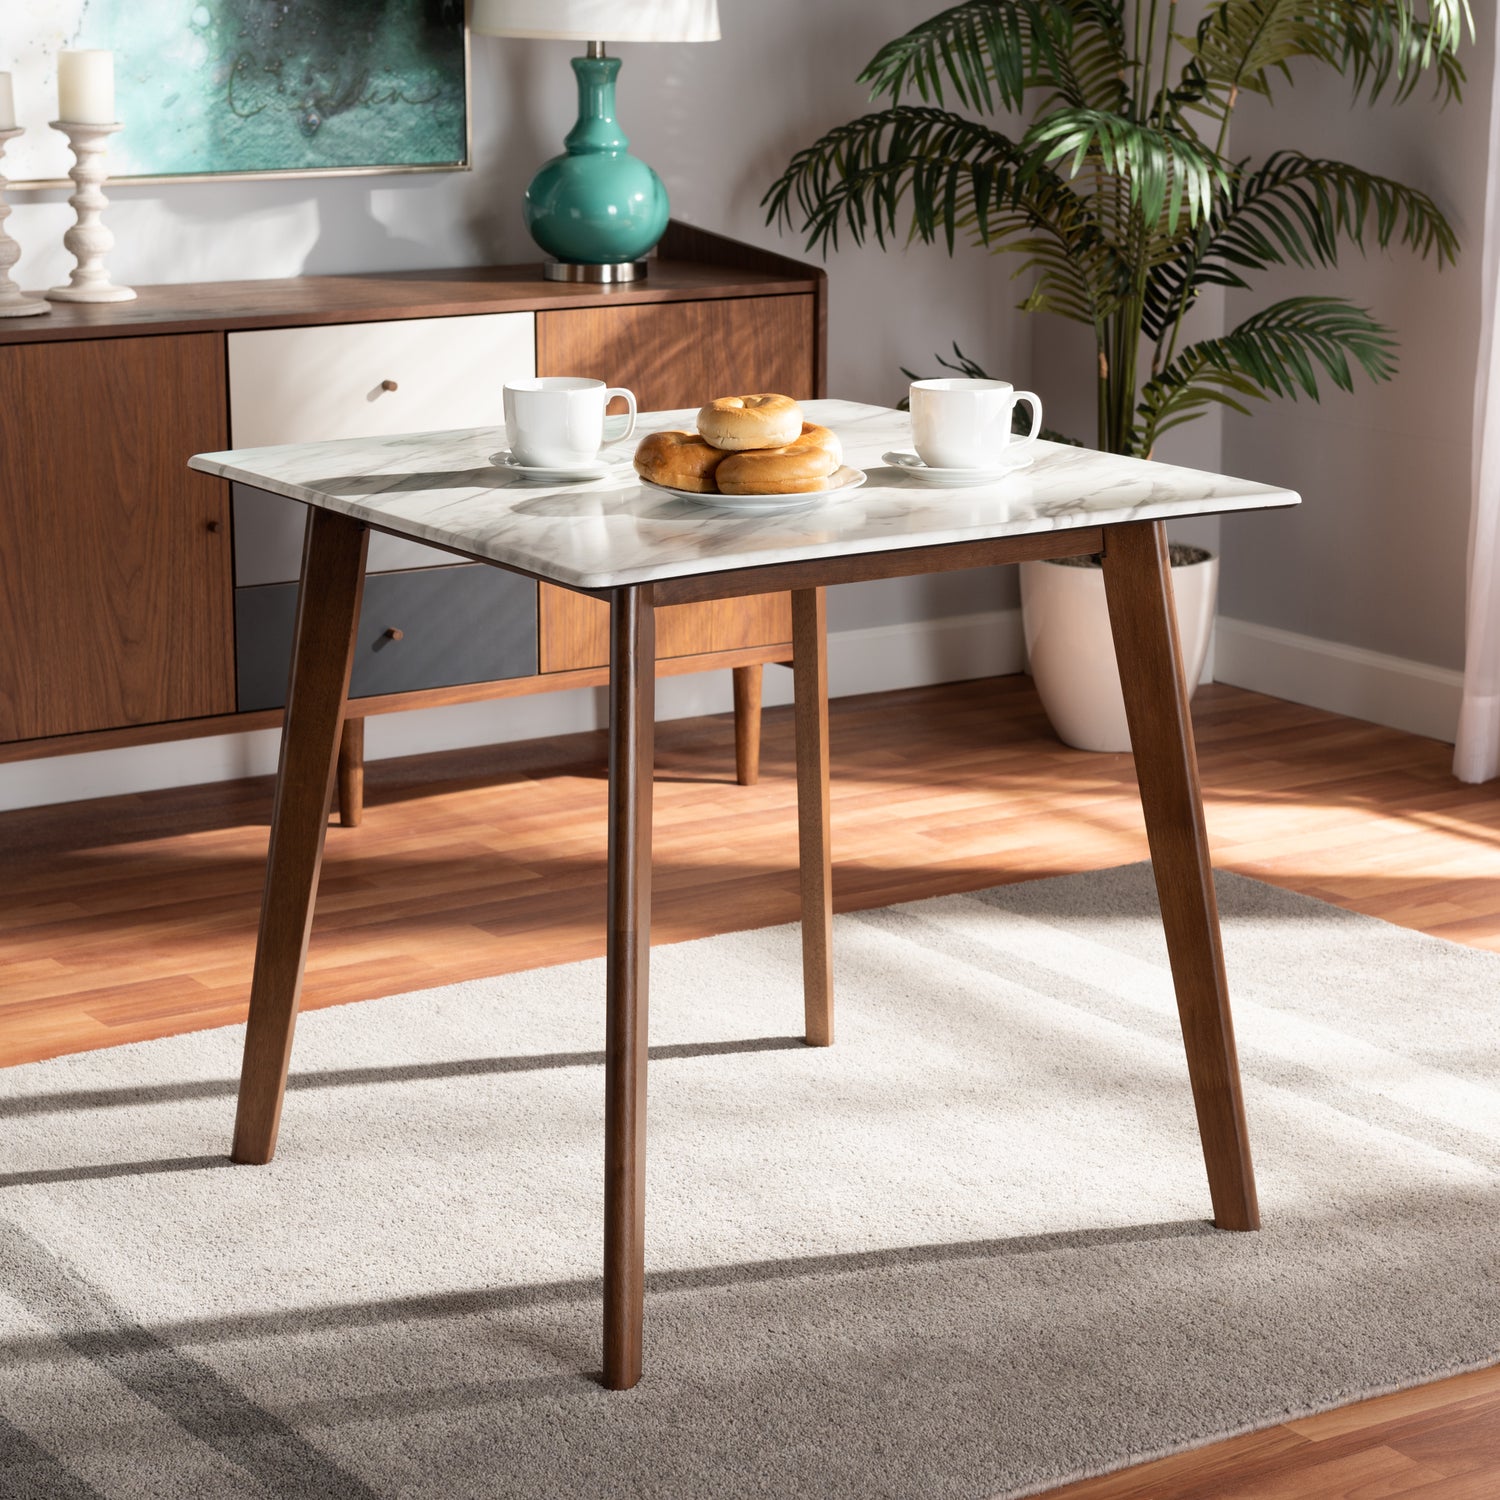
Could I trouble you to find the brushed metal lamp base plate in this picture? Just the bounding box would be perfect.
[543,260,648,284]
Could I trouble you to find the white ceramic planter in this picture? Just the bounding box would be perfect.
[1020,550,1218,753]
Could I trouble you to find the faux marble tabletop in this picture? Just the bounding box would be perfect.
[189,400,1299,590]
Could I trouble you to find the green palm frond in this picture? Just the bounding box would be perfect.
[859,0,1036,112]
[1182,0,1338,113]
[857,1,1131,114]
[1027,2,1133,113]
[1138,296,1399,449]
[761,107,1126,328]
[1024,108,1230,235]
[764,107,1027,254]
[1143,151,1459,342]
[1339,1,1471,103]
[768,1,1465,457]
[1185,0,1472,117]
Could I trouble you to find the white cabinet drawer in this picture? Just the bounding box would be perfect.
[229,312,534,583]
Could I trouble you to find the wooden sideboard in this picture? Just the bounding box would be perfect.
[0,222,827,821]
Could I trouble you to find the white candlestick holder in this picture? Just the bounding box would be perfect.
[0,128,50,317]
[46,120,135,303]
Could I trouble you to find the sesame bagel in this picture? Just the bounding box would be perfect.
[697,393,804,452]
[633,430,726,493]
[715,422,843,495]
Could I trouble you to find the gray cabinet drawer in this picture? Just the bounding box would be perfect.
[236,565,537,712]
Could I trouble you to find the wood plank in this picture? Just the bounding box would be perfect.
[732,664,763,786]
[792,589,833,1046]
[0,333,234,741]
[603,584,655,1390]
[336,718,365,829]
[0,257,819,347]
[231,510,368,1166]
[1102,520,1257,1232]
[651,528,1108,606]
[0,641,793,764]
[538,586,791,672]
[534,290,810,674]
[536,295,816,413]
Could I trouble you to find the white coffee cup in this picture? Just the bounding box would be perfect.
[503,376,638,468]
[909,377,1042,469]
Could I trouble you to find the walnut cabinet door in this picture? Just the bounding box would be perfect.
[0,334,234,742]
[534,296,814,670]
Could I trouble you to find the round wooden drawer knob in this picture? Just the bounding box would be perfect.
[380,379,399,392]
[206,520,221,533]
[385,627,404,641]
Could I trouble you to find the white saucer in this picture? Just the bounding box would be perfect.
[492,449,612,482]
[641,466,867,514]
[882,447,1036,485]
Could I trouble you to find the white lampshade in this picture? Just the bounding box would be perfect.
[472,0,720,43]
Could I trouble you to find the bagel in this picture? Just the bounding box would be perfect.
[716,422,843,495]
[633,430,726,493]
[697,393,804,451]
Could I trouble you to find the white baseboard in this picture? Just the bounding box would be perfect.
[0,609,1025,812]
[825,607,1024,697]
[1214,616,1463,744]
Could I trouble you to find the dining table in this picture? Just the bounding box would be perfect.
[189,398,1301,1390]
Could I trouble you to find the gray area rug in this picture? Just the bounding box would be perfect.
[2,864,1498,1500]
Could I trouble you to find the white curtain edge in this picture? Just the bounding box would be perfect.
[1455,19,1500,784]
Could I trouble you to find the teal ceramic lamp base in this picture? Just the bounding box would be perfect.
[526,54,669,281]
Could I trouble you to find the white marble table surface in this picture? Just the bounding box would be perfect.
[189,400,1300,590]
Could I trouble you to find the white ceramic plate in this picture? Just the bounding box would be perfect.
[641,466,867,514]
[882,446,1036,485]
[491,449,614,482]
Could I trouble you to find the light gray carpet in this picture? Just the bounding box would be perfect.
[3,864,1498,1500]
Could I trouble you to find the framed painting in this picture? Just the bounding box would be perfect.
[4,1,469,188]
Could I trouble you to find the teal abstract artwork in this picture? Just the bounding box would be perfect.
[4,1,468,184]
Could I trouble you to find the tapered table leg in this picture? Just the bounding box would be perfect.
[732,663,763,786]
[336,717,365,828]
[232,508,368,1165]
[1101,520,1259,1231]
[792,588,833,1047]
[603,583,655,1390]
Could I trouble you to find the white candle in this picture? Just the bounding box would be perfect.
[0,75,14,132]
[58,51,115,125]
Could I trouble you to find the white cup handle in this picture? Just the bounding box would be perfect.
[1013,391,1043,442]
[603,387,638,443]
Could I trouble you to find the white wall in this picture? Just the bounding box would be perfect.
[1214,38,1494,735]
[1,2,1032,809]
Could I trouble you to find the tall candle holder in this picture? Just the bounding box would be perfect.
[46,120,135,303]
[0,128,50,317]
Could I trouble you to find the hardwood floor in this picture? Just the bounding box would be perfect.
[3,673,1499,1497]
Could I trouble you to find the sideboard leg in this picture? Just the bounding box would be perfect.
[792,587,833,1047]
[336,717,365,828]
[732,663,763,786]
[233,509,368,1166]
[1101,519,1259,1232]
[603,583,655,1390]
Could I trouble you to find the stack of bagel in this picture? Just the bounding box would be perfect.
[634,394,842,496]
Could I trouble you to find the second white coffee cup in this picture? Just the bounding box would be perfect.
[910,377,1042,469]
[503,376,637,468]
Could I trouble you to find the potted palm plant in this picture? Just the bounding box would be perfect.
[766,0,1468,749]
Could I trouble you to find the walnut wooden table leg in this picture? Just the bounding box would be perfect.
[1101,520,1259,1232]
[792,587,833,1047]
[336,717,365,828]
[603,583,655,1390]
[232,509,368,1166]
[732,663,762,786]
